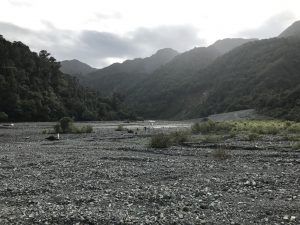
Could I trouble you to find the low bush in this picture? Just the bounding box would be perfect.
[0,112,8,122]
[150,133,171,148]
[169,131,190,144]
[115,124,125,131]
[53,117,93,134]
[150,131,191,148]
[191,120,216,134]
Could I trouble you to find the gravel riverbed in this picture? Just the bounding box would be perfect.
[0,121,299,225]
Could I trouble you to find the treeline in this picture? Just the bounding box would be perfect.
[0,35,135,122]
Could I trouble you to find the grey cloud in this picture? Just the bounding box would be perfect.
[8,0,32,7]
[94,12,122,20]
[0,22,203,67]
[238,12,295,39]
[131,25,206,54]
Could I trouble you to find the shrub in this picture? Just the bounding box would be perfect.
[53,117,93,134]
[0,112,8,122]
[150,133,171,148]
[59,117,75,133]
[191,120,216,134]
[115,124,125,131]
[191,122,201,134]
[169,131,190,144]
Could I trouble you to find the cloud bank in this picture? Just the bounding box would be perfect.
[0,22,205,68]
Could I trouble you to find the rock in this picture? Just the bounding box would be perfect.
[283,215,289,220]
[290,216,296,221]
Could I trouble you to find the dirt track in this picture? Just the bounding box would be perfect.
[0,122,299,225]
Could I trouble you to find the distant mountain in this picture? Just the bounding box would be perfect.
[128,37,300,121]
[211,38,257,54]
[279,21,300,38]
[60,59,96,77]
[125,38,255,118]
[83,48,178,95]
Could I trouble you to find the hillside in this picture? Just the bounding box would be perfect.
[83,48,178,95]
[0,35,134,122]
[279,20,300,38]
[60,59,96,78]
[130,37,300,121]
[126,38,255,118]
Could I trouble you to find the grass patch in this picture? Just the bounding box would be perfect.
[292,142,300,151]
[191,119,300,136]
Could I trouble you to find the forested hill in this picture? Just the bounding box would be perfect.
[60,59,97,78]
[82,48,179,95]
[129,37,300,121]
[0,35,134,122]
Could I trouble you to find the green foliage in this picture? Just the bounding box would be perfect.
[0,112,8,121]
[123,38,300,121]
[191,120,216,134]
[149,130,191,148]
[150,133,171,148]
[59,117,74,133]
[53,117,93,133]
[169,130,190,144]
[0,36,134,122]
[191,120,300,137]
[292,142,300,150]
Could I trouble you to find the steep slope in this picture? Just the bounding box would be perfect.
[279,20,300,38]
[126,38,255,118]
[60,59,96,78]
[144,37,300,121]
[0,35,134,121]
[84,48,178,95]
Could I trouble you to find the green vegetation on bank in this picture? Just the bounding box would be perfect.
[191,119,300,135]
[149,119,300,149]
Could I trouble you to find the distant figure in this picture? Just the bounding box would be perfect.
[45,133,60,141]
[144,126,147,131]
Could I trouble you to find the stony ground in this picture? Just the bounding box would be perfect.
[0,121,299,225]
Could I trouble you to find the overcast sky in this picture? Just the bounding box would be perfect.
[1,0,299,68]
